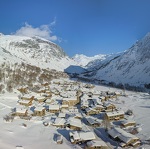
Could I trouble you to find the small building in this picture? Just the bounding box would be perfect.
[69,131,96,144]
[36,87,46,93]
[114,91,121,96]
[92,105,104,112]
[34,95,46,103]
[120,120,136,128]
[104,103,116,112]
[105,110,124,121]
[18,99,32,106]
[15,108,28,117]
[99,96,106,102]
[45,98,54,104]
[86,140,108,149]
[85,107,99,115]
[81,100,89,110]
[51,88,60,95]
[73,113,82,119]
[61,104,69,110]
[93,98,103,105]
[66,117,82,130]
[21,95,34,101]
[69,107,79,113]
[48,105,60,113]
[108,127,140,147]
[86,117,102,127]
[34,107,45,116]
[60,91,77,98]
[62,97,79,106]
[52,118,66,128]
[58,113,66,118]
[56,134,63,144]
[17,87,28,94]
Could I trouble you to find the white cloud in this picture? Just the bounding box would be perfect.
[50,17,56,26]
[14,22,57,41]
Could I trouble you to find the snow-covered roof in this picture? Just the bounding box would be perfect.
[34,106,45,111]
[61,104,69,108]
[60,91,76,98]
[106,110,124,117]
[81,99,89,105]
[35,96,45,100]
[108,127,139,144]
[86,117,97,125]
[79,131,96,141]
[69,108,79,113]
[18,100,31,104]
[92,105,104,109]
[56,134,63,142]
[21,94,33,98]
[15,108,27,113]
[53,118,66,125]
[58,113,66,118]
[85,107,97,113]
[99,96,106,100]
[104,102,116,107]
[70,131,96,141]
[45,98,53,103]
[73,113,82,118]
[93,98,103,105]
[62,97,77,101]
[69,131,80,140]
[121,120,136,125]
[86,116,102,125]
[86,140,108,147]
[49,105,60,110]
[67,117,82,128]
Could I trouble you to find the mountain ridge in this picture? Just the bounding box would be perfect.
[81,33,150,90]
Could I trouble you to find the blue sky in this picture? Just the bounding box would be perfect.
[0,0,150,57]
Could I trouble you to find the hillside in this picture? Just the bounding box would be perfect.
[81,33,150,90]
[0,34,76,71]
[0,34,74,93]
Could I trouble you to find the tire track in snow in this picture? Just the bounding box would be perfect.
[0,102,12,109]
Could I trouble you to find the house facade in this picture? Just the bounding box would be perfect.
[48,105,60,113]
[34,107,45,116]
[105,110,124,121]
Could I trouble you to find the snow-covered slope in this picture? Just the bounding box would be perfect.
[83,33,150,88]
[73,54,107,67]
[86,52,122,71]
[0,34,76,71]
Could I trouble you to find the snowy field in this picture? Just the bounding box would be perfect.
[0,81,150,149]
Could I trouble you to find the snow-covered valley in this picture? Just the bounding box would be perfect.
[0,78,150,149]
[0,33,150,149]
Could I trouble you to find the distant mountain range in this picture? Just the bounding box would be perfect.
[72,54,108,67]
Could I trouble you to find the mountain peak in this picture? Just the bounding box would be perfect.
[0,34,76,71]
[73,54,107,67]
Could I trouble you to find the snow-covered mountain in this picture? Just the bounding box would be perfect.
[86,52,122,71]
[0,34,76,71]
[73,54,107,67]
[82,33,150,89]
